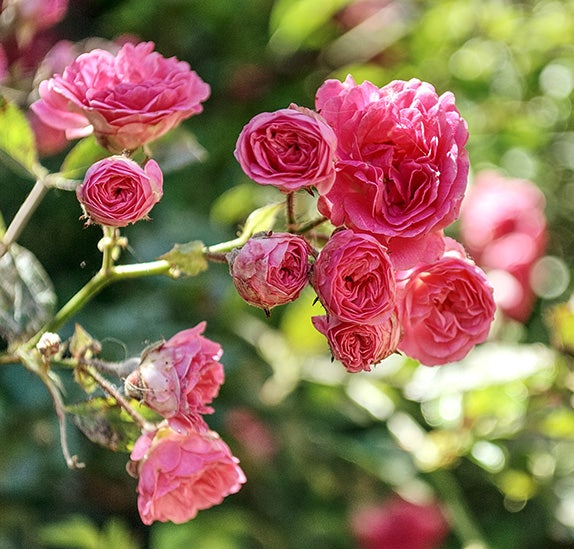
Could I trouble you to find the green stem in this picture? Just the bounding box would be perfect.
[0,178,49,257]
[429,469,492,549]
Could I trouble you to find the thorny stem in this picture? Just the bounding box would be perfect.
[78,362,156,433]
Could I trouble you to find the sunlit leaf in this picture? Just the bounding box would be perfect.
[0,96,39,180]
[38,515,99,549]
[545,300,574,355]
[59,135,108,180]
[0,244,56,343]
[159,240,208,277]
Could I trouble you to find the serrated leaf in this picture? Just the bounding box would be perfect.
[159,240,208,277]
[67,397,142,453]
[0,96,39,179]
[0,243,56,343]
[59,135,108,179]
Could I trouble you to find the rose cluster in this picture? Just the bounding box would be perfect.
[124,323,246,525]
[233,75,496,370]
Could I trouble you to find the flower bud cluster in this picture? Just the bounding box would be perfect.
[233,76,497,370]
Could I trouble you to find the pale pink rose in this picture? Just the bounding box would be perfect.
[350,497,449,549]
[234,105,337,193]
[31,41,210,152]
[128,419,246,525]
[312,312,401,373]
[315,76,469,240]
[396,237,496,366]
[311,229,396,324]
[76,156,162,227]
[124,322,224,418]
[227,232,313,312]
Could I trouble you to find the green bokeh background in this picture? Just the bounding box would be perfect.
[2,1,574,547]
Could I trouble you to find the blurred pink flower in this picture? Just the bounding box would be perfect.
[76,156,163,227]
[6,0,69,32]
[234,105,337,193]
[128,418,246,525]
[315,76,469,245]
[312,311,401,373]
[350,497,449,549]
[124,322,225,418]
[228,232,313,313]
[396,237,495,366]
[459,170,548,321]
[27,109,68,156]
[225,408,277,463]
[311,229,396,325]
[31,41,210,152]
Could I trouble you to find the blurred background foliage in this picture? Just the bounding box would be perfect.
[2,0,574,547]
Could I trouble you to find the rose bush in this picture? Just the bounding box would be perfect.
[124,322,225,418]
[31,41,210,152]
[311,229,396,324]
[234,105,337,193]
[76,155,163,227]
[127,418,246,525]
[227,232,313,312]
[315,76,469,245]
[396,237,496,366]
[312,312,401,373]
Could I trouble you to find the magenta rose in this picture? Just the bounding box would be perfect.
[315,76,469,240]
[234,105,337,193]
[124,322,225,417]
[76,155,163,227]
[312,312,401,373]
[311,229,396,324]
[31,41,210,152]
[396,237,496,366]
[128,418,246,525]
[227,232,313,312]
[350,497,449,549]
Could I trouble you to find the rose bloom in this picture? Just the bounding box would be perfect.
[350,497,449,549]
[124,322,225,418]
[227,232,313,313]
[311,229,396,324]
[234,105,337,193]
[76,156,163,227]
[5,0,69,31]
[312,312,401,373]
[315,76,469,240]
[396,237,496,366]
[31,41,210,152]
[128,418,246,525]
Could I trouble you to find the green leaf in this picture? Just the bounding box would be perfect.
[0,243,56,343]
[239,202,284,239]
[159,240,208,277]
[59,135,108,180]
[545,300,574,355]
[100,518,140,549]
[146,126,207,173]
[0,96,40,180]
[67,397,142,453]
[38,515,99,549]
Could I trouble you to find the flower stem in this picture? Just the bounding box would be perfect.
[0,178,49,257]
[286,192,296,232]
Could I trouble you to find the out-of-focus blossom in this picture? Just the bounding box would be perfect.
[76,156,163,227]
[27,109,68,156]
[124,322,224,418]
[396,237,495,366]
[460,170,548,321]
[350,497,449,549]
[127,418,246,525]
[225,408,278,463]
[234,105,337,193]
[228,232,313,313]
[31,41,210,152]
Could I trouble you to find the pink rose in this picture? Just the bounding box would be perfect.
[76,156,163,227]
[11,0,68,31]
[311,229,396,324]
[312,312,401,373]
[234,105,337,193]
[124,322,224,417]
[315,76,469,240]
[227,232,313,312]
[27,109,68,157]
[31,41,210,152]
[397,237,496,366]
[350,497,449,549]
[128,418,246,525]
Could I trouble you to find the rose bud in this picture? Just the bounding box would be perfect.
[227,232,313,313]
[124,322,224,418]
[76,155,163,227]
